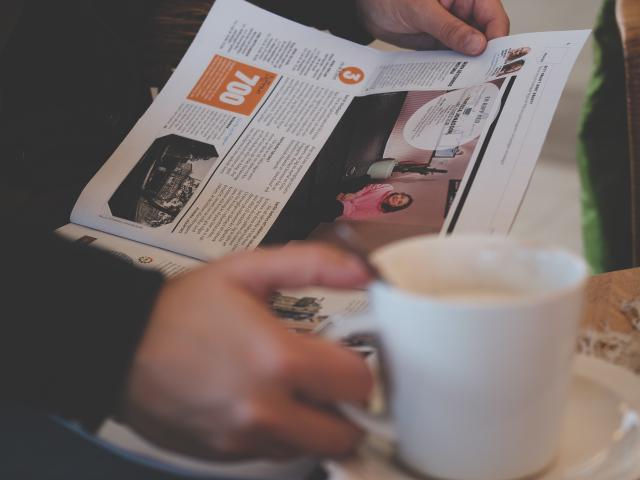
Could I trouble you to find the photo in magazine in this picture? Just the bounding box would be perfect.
[109,134,219,227]
[301,78,511,250]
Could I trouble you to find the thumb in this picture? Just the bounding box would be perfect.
[216,243,371,297]
[403,1,487,55]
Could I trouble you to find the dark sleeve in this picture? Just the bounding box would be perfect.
[248,0,373,44]
[0,227,164,430]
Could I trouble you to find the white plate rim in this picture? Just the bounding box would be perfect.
[324,354,640,480]
[572,355,640,407]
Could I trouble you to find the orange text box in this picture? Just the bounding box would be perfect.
[188,55,276,116]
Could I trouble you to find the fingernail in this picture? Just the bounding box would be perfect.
[465,33,485,55]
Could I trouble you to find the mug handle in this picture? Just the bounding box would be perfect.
[321,314,397,442]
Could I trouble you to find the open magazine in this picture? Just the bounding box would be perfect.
[57,0,589,332]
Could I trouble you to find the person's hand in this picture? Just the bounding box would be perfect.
[120,244,373,460]
[357,0,510,55]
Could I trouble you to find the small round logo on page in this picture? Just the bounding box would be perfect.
[138,256,153,264]
[339,66,365,85]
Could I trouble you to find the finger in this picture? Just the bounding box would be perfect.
[374,31,441,50]
[400,0,487,55]
[472,0,510,39]
[120,413,299,463]
[273,400,364,457]
[451,0,476,24]
[219,244,371,296]
[291,336,373,404]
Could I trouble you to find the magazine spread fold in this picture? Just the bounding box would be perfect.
[59,0,589,327]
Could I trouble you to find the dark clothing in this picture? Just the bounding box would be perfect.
[0,0,370,473]
[2,228,164,429]
[0,0,166,429]
[0,407,210,480]
[577,0,631,272]
[252,0,371,45]
[0,0,154,231]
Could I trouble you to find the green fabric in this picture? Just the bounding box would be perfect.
[578,0,631,273]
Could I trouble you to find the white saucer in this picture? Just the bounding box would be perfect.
[323,355,640,480]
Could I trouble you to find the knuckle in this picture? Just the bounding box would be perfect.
[235,400,278,432]
[439,21,465,45]
[262,346,301,383]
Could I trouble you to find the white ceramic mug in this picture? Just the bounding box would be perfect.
[325,234,588,480]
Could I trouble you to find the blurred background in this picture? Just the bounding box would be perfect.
[506,0,602,256]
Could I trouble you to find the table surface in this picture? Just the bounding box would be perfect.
[580,267,640,375]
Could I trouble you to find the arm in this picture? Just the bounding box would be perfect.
[1,232,373,458]
[0,227,164,430]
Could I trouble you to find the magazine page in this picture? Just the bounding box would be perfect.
[71,0,588,260]
[71,0,381,260]
[56,224,201,277]
[307,31,589,251]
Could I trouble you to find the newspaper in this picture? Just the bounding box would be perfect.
[59,0,589,326]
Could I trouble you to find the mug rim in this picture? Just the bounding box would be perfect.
[370,234,589,309]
